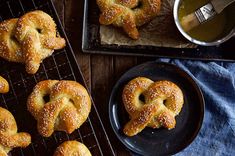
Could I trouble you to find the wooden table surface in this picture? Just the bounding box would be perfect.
[52,0,155,155]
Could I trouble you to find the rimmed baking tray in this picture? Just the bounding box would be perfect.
[82,0,235,61]
[0,0,114,155]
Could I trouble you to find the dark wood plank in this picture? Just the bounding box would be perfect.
[113,56,138,155]
[114,56,138,80]
[53,0,152,155]
[52,0,64,26]
[64,0,91,90]
[137,57,156,64]
[90,55,128,155]
[90,55,114,124]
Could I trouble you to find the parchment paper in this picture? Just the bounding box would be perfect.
[100,0,196,48]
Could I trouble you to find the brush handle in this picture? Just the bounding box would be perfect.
[195,3,216,23]
[180,3,216,32]
[180,0,235,32]
[211,0,235,13]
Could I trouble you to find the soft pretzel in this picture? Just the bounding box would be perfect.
[0,11,66,74]
[122,77,184,136]
[0,107,31,155]
[0,19,24,63]
[15,10,66,74]
[97,0,161,39]
[53,140,92,156]
[0,76,9,94]
[27,80,91,137]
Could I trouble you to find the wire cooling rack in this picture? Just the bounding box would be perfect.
[0,0,114,155]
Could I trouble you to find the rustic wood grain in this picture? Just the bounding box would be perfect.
[53,0,150,155]
[114,56,138,80]
[64,0,91,90]
[52,0,64,26]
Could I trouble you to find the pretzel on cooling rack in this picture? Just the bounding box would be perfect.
[53,140,92,156]
[122,77,184,136]
[0,18,24,63]
[0,76,9,94]
[15,10,66,74]
[97,0,161,39]
[0,107,31,155]
[27,80,91,137]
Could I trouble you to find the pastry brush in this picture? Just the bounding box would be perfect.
[180,0,235,32]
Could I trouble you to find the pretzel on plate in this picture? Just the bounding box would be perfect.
[122,77,184,136]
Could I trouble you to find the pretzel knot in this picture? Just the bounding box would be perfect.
[97,0,161,39]
[27,80,91,137]
[0,19,24,63]
[53,140,92,156]
[0,76,9,94]
[0,107,31,155]
[15,10,66,74]
[122,77,184,136]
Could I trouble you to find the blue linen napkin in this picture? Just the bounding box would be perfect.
[158,59,235,156]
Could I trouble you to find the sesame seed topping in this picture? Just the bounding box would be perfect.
[122,77,184,136]
[27,80,91,137]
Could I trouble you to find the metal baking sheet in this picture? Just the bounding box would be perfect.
[82,0,235,61]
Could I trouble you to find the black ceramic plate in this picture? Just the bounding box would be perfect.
[109,61,205,156]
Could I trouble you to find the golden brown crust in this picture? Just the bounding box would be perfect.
[0,19,24,63]
[0,107,31,155]
[122,77,184,136]
[53,141,92,156]
[0,10,66,74]
[97,0,161,39]
[0,76,9,94]
[27,80,91,137]
[122,77,153,115]
[15,10,66,74]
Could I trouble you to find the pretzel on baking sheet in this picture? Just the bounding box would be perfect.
[97,0,161,39]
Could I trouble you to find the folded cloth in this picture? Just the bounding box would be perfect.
[158,59,235,156]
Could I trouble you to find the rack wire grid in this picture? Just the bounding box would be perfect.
[0,0,114,155]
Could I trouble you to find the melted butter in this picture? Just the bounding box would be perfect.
[178,0,227,42]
